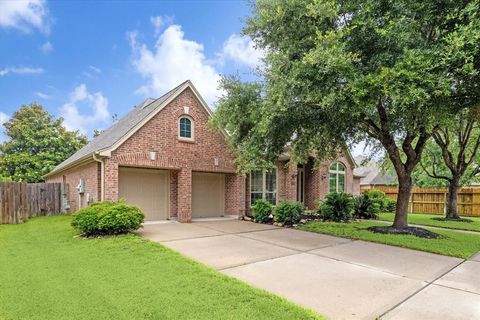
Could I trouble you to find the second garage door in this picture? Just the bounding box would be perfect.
[192,172,225,218]
[119,167,169,221]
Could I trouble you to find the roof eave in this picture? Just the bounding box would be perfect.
[43,154,96,179]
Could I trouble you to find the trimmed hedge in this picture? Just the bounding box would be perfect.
[363,190,396,212]
[273,200,304,225]
[252,199,274,223]
[71,201,144,236]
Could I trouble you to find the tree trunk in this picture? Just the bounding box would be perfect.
[393,176,413,228]
[446,178,460,219]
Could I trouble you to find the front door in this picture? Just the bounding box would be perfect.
[297,167,305,203]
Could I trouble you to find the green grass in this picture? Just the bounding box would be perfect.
[298,220,480,259]
[378,212,480,232]
[0,216,322,320]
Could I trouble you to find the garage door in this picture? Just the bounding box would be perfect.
[192,172,225,218]
[119,167,169,221]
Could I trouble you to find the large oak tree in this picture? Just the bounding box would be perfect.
[212,0,480,228]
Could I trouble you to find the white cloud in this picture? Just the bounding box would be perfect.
[0,112,10,143]
[89,65,101,73]
[219,34,265,68]
[60,84,110,135]
[0,66,44,77]
[129,25,221,105]
[0,0,50,33]
[35,91,50,99]
[40,41,53,53]
[150,15,173,36]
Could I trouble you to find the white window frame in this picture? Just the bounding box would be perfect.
[329,162,346,193]
[178,115,194,141]
[250,169,277,207]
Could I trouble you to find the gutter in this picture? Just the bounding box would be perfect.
[92,153,105,201]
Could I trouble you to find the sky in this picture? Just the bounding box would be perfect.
[0,0,263,137]
[0,0,365,156]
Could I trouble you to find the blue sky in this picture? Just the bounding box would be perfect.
[0,0,262,139]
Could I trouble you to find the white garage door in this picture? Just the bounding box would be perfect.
[119,167,169,221]
[192,172,225,218]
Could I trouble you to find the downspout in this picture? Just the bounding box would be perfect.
[93,153,105,201]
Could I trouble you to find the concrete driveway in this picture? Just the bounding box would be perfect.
[139,219,480,320]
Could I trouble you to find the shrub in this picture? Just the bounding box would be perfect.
[71,200,144,236]
[384,198,397,212]
[362,190,396,212]
[319,192,354,222]
[273,200,304,225]
[354,193,380,219]
[252,199,273,223]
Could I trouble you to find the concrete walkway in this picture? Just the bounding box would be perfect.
[139,220,480,320]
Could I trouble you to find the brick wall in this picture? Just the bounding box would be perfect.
[46,161,99,212]
[104,87,242,221]
[225,173,246,216]
[304,155,356,209]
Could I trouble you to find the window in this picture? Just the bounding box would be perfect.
[329,162,346,193]
[179,116,193,139]
[250,169,277,206]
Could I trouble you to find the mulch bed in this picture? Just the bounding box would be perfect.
[367,226,441,239]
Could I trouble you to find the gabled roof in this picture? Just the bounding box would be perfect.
[45,80,215,177]
[353,156,397,186]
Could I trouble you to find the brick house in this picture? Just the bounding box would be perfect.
[45,81,361,222]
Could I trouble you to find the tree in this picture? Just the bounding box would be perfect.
[212,0,480,229]
[420,110,480,219]
[0,104,88,182]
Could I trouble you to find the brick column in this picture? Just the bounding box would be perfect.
[177,168,192,223]
[237,175,246,216]
[226,174,247,216]
[104,159,119,202]
[285,161,298,202]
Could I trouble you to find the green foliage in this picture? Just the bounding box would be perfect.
[252,199,274,223]
[212,0,480,225]
[0,104,88,182]
[363,190,386,209]
[384,198,397,212]
[273,200,304,225]
[319,192,354,222]
[379,212,480,232]
[0,216,323,320]
[354,194,380,219]
[71,201,144,236]
[210,76,276,172]
[299,220,480,259]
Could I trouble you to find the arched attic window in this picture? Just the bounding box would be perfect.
[179,116,193,140]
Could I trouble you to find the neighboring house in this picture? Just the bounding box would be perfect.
[354,156,397,190]
[45,81,359,222]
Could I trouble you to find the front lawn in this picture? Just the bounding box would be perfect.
[378,212,480,232]
[0,216,322,320]
[298,220,480,259]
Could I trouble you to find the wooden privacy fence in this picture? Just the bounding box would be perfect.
[0,182,68,224]
[361,186,480,217]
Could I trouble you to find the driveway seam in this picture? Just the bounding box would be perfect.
[305,250,432,281]
[431,283,480,296]
[191,222,280,235]
[234,231,355,253]
[378,258,467,319]
[217,252,303,271]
